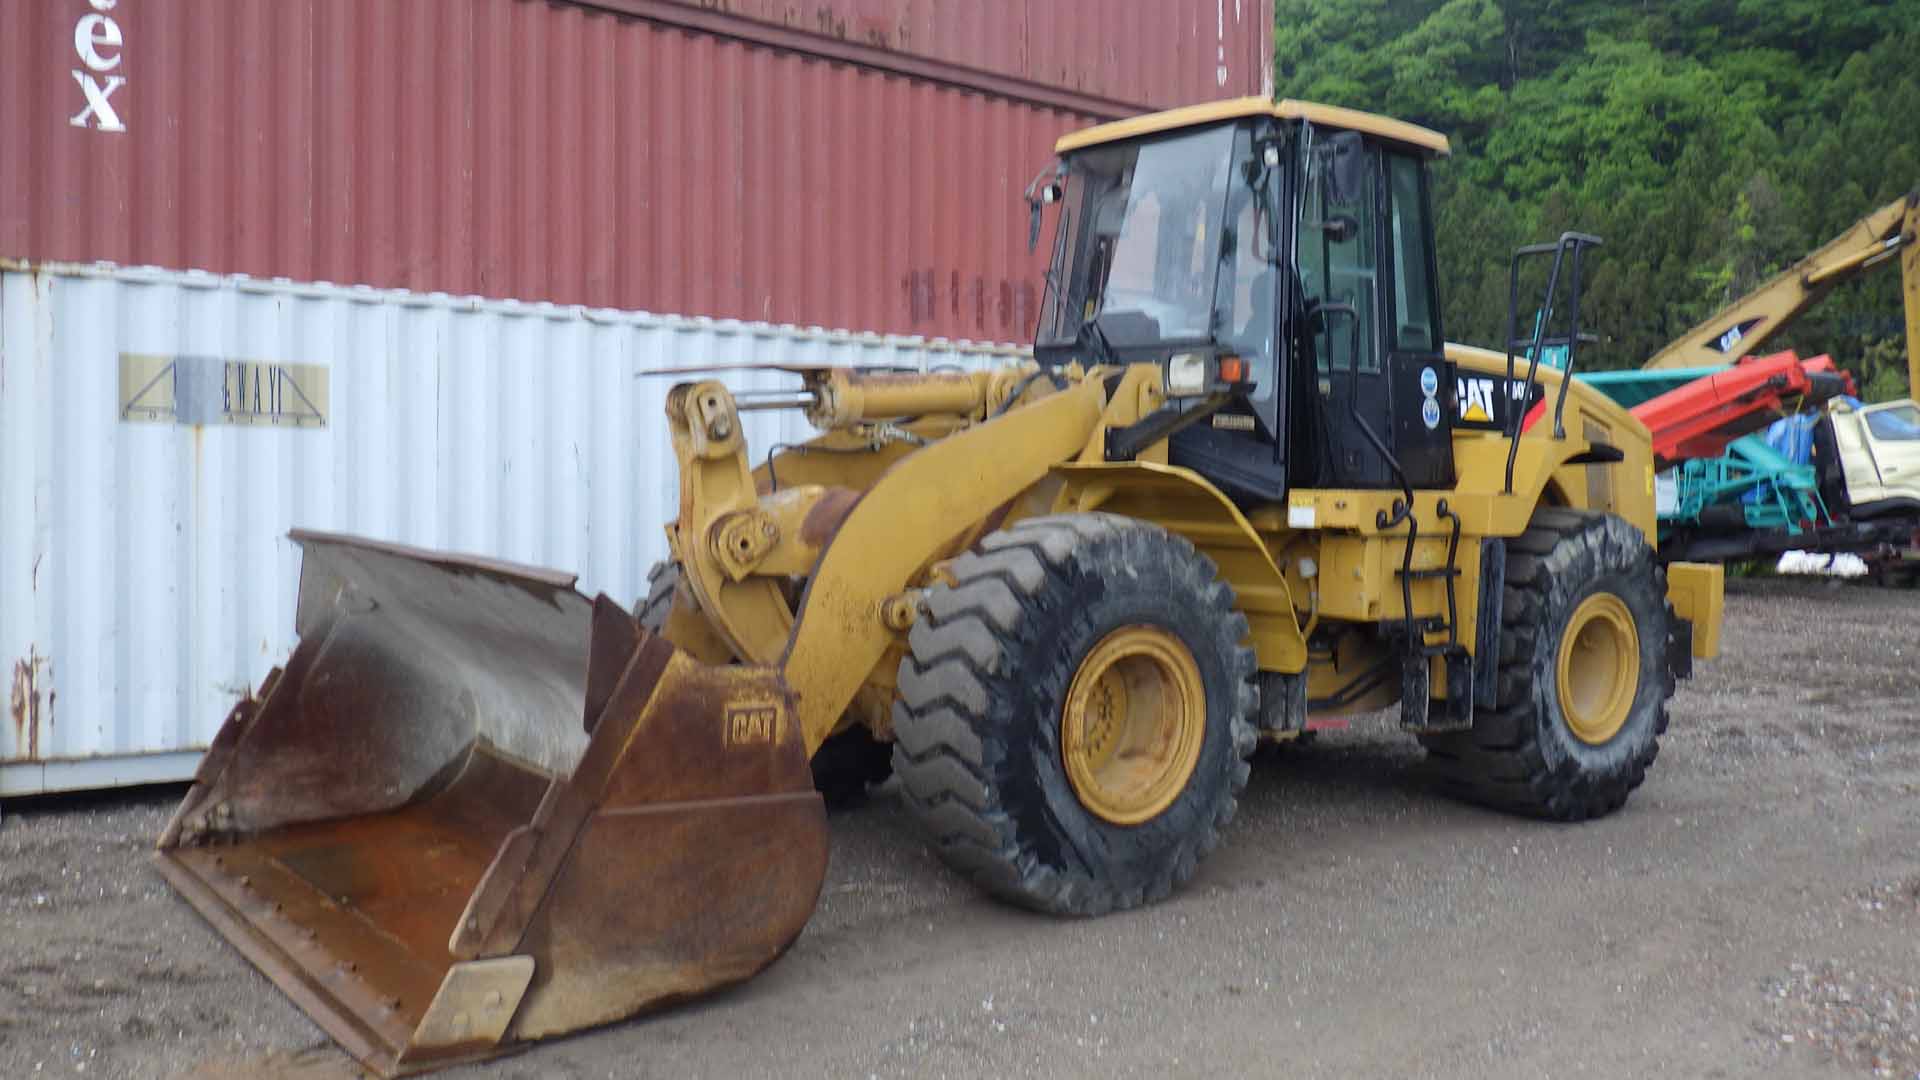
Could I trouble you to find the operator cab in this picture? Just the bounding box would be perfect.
[1032,98,1453,504]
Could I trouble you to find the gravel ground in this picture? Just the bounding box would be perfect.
[1,576,1915,1079]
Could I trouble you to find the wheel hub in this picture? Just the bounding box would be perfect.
[1556,593,1640,745]
[1060,626,1206,825]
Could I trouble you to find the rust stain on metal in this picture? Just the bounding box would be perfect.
[156,535,826,1076]
[0,0,1275,341]
[10,648,48,761]
[799,486,863,547]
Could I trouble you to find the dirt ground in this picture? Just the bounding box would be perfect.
[2,577,1916,1080]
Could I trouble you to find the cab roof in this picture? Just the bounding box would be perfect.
[1054,96,1451,157]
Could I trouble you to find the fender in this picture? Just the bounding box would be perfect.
[1049,460,1309,674]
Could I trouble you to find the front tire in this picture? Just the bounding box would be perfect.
[891,513,1257,915]
[1421,509,1673,820]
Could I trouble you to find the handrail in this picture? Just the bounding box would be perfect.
[1502,232,1603,493]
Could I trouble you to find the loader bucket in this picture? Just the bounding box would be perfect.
[155,531,828,1077]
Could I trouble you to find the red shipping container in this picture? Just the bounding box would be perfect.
[1,0,1274,341]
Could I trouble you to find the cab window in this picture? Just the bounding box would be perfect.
[1299,132,1379,374]
[1387,154,1439,354]
[1865,402,1920,441]
[1212,132,1280,403]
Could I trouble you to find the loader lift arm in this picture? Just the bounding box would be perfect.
[738,372,1109,756]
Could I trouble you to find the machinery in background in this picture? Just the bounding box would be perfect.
[1807,395,1920,583]
[1662,424,1829,541]
[1605,351,1853,468]
[1584,194,1920,572]
[1575,350,1859,560]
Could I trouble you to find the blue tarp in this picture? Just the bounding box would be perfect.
[1761,413,1819,467]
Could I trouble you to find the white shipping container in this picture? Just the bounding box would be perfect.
[0,261,1026,796]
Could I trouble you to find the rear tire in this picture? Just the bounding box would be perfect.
[1420,509,1672,820]
[891,513,1257,916]
[639,560,893,806]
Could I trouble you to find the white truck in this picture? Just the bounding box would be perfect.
[1821,397,1920,518]
[1812,397,1920,583]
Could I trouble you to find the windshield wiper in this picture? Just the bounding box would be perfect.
[1076,315,1121,369]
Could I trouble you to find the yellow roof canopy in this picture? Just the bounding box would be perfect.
[1055,96,1450,157]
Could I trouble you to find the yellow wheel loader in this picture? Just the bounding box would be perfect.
[157,97,1726,1075]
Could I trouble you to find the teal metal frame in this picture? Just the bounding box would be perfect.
[1662,434,1829,537]
[1575,367,1828,537]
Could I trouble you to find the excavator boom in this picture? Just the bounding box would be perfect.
[1645,192,1918,375]
[1906,201,1920,402]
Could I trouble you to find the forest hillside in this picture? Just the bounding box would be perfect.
[1274,0,1920,399]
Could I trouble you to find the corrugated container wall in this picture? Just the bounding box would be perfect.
[2,0,1275,343]
[0,263,1027,794]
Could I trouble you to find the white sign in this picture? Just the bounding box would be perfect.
[70,1,126,133]
[1654,471,1680,518]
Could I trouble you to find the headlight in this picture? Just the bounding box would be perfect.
[1166,352,1207,396]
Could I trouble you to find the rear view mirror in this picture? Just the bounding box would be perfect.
[1320,131,1367,205]
[1024,166,1065,253]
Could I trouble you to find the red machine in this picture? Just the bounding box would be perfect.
[1626,351,1854,466]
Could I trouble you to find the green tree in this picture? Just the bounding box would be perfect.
[1274,0,1920,394]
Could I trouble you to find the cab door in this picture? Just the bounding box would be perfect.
[1167,124,1291,503]
[1829,408,1886,505]
[1298,128,1393,488]
[1856,400,1920,508]
[1381,151,1452,489]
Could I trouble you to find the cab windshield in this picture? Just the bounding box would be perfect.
[1039,124,1243,347]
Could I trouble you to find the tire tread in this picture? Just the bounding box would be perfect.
[892,513,1256,915]
[1419,511,1672,821]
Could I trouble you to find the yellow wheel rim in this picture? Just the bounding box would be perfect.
[1556,593,1640,746]
[1060,626,1207,826]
